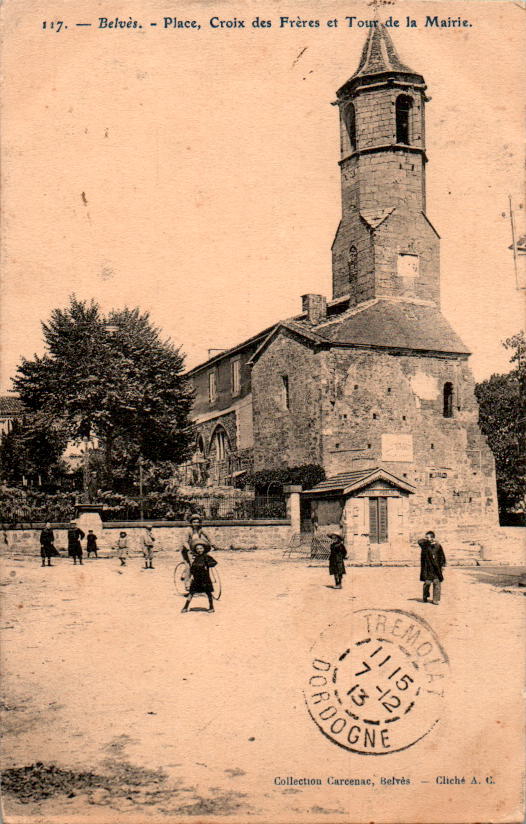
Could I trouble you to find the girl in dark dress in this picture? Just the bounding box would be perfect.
[39,523,55,567]
[181,543,217,613]
[329,534,347,589]
[86,530,98,558]
[67,524,85,565]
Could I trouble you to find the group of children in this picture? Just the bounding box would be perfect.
[38,516,217,612]
[39,523,98,565]
[39,523,156,568]
[114,526,156,568]
[39,515,445,612]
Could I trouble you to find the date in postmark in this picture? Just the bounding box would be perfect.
[304,609,449,755]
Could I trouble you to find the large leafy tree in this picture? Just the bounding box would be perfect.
[0,413,70,489]
[11,297,194,489]
[475,332,525,515]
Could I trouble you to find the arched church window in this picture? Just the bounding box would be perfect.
[210,425,229,461]
[196,435,205,456]
[443,382,454,418]
[396,95,413,145]
[344,103,356,152]
[348,245,358,284]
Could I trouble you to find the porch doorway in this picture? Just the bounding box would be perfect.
[300,497,343,534]
[369,497,388,543]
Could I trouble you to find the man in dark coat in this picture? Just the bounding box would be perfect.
[67,523,85,565]
[329,534,347,589]
[418,531,446,605]
[39,522,55,567]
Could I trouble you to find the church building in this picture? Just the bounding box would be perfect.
[186,26,498,559]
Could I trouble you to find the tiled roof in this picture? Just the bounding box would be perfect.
[354,25,415,77]
[313,299,470,355]
[337,25,422,96]
[0,395,24,415]
[303,467,416,496]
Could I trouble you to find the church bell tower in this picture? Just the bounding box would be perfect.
[332,25,441,306]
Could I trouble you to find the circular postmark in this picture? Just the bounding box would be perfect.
[304,609,449,755]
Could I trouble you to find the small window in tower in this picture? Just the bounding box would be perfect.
[348,245,358,285]
[398,253,419,279]
[443,382,454,418]
[282,375,290,411]
[396,95,413,145]
[344,103,356,152]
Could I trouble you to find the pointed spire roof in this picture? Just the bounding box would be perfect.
[337,25,424,97]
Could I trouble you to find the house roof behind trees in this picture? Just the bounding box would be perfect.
[0,395,24,415]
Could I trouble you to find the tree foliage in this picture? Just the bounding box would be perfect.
[0,414,70,489]
[244,464,326,493]
[9,297,194,489]
[475,331,525,514]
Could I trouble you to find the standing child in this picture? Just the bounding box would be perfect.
[67,522,85,565]
[181,514,213,564]
[181,543,217,613]
[142,526,155,569]
[329,534,347,589]
[86,530,98,558]
[39,522,55,567]
[116,531,129,566]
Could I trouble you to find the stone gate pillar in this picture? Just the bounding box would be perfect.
[284,485,302,534]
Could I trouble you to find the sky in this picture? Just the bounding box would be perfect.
[1,0,525,392]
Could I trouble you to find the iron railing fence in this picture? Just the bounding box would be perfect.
[100,495,287,522]
[0,502,77,528]
[1,494,287,526]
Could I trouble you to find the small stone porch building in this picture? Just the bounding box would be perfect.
[185,25,498,558]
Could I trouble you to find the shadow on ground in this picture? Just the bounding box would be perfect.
[1,760,251,816]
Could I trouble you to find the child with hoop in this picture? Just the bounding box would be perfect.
[181,542,218,614]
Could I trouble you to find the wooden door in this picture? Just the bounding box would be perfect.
[369,497,388,543]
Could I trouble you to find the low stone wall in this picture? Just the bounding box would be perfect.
[1,520,292,556]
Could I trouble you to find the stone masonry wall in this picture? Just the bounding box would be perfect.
[2,522,292,556]
[332,206,375,305]
[373,208,440,304]
[332,204,440,305]
[356,87,425,153]
[319,348,499,540]
[252,331,323,470]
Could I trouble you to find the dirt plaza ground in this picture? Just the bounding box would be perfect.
[1,542,525,824]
